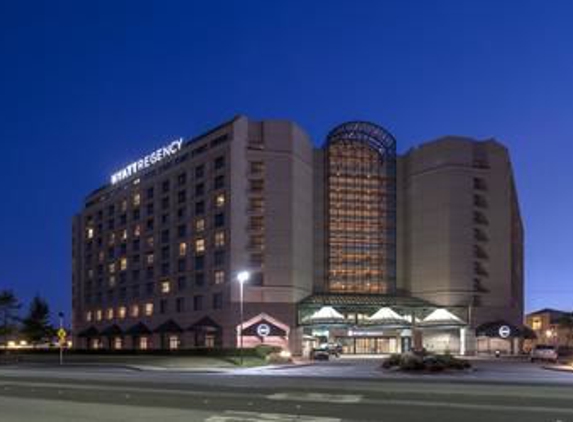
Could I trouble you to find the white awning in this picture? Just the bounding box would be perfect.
[420,308,465,327]
[366,307,408,326]
[306,306,345,324]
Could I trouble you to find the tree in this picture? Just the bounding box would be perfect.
[0,290,21,348]
[557,313,573,347]
[21,296,53,347]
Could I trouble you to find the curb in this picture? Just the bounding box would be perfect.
[542,365,573,374]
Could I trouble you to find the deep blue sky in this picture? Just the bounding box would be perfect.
[1,0,572,319]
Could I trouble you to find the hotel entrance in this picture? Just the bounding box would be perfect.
[338,337,399,354]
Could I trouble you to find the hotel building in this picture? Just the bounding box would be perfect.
[72,116,524,355]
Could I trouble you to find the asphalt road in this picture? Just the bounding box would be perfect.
[1,359,572,422]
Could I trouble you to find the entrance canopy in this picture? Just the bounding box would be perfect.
[305,306,346,325]
[366,307,409,327]
[419,309,465,328]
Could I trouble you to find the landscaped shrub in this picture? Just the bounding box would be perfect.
[399,352,424,370]
[254,345,282,359]
[381,352,471,372]
[266,352,293,365]
[381,353,401,369]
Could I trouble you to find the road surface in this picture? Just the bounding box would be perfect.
[0,359,572,421]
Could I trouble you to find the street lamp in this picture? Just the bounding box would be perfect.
[237,271,250,366]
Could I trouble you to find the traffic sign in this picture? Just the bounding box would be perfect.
[57,328,67,340]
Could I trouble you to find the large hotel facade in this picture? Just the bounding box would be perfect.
[72,116,524,355]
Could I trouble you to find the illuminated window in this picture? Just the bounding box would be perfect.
[96,309,103,321]
[144,302,154,316]
[108,233,116,245]
[161,280,171,294]
[532,318,542,330]
[86,311,92,322]
[98,251,104,262]
[250,161,264,174]
[195,238,205,253]
[106,308,114,320]
[121,229,128,241]
[214,231,225,247]
[131,304,140,318]
[120,257,127,271]
[108,263,116,274]
[214,270,225,285]
[133,193,141,206]
[121,200,127,212]
[146,253,154,265]
[147,236,154,248]
[195,218,205,232]
[168,335,180,350]
[86,227,94,239]
[179,242,187,257]
[113,337,123,350]
[108,276,116,287]
[118,306,126,319]
[134,224,141,237]
[139,337,149,350]
[215,193,225,208]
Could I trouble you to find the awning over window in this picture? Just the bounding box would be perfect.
[153,319,183,334]
[77,326,99,337]
[126,322,152,336]
[100,324,123,337]
[188,316,221,333]
[305,306,346,325]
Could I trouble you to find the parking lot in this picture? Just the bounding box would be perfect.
[239,356,573,384]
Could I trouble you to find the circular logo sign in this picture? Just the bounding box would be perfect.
[498,325,511,338]
[256,323,271,337]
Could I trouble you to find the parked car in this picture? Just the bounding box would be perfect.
[530,345,558,363]
[320,342,343,357]
[311,347,330,361]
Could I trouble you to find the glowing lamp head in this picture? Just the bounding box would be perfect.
[237,271,250,284]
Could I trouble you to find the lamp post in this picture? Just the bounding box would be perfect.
[237,271,250,366]
[58,312,64,366]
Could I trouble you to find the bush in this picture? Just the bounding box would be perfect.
[254,345,282,359]
[381,353,401,369]
[266,352,292,365]
[399,352,424,371]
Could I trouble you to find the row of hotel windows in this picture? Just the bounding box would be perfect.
[85,192,226,241]
[84,271,227,304]
[85,293,224,322]
[91,233,226,276]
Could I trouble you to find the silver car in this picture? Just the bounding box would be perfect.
[530,345,558,363]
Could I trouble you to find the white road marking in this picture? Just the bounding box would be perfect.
[267,392,362,404]
[205,411,341,422]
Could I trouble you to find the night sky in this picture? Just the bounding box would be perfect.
[1,1,572,321]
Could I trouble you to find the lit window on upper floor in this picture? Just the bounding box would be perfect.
[106,308,114,320]
[215,193,225,208]
[108,276,116,287]
[95,309,103,321]
[120,257,128,271]
[85,311,92,322]
[195,238,205,253]
[214,270,225,285]
[532,318,542,330]
[179,242,187,257]
[161,280,171,294]
[133,193,141,206]
[108,233,116,246]
[144,302,154,316]
[118,306,126,319]
[121,229,128,241]
[214,231,225,248]
[250,161,264,175]
[133,224,141,237]
[147,236,154,248]
[146,253,154,266]
[195,218,205,232]
[121,200,127,212]
[86,227,94,239]
[108,263,116,274]
[131,304,140,318]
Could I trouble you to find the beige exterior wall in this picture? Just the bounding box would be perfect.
[398,137,524,328]
[72,116,314,352]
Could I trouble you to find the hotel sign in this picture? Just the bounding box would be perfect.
[110,138,184,185]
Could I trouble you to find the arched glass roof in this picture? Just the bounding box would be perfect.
[325,121,396,157]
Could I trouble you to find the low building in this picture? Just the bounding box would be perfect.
[525,308,573,347]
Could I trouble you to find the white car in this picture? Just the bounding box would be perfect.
[530,345,558,363]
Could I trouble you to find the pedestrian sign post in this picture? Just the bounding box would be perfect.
[58,313,65,366]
